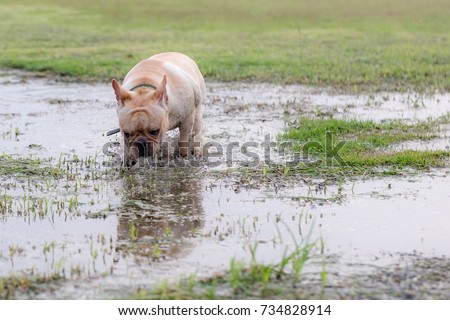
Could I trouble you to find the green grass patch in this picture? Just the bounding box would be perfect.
[280,116,450,175]
[0,153,112,179]
[0,0,449,90]
[127,252,450,300]
[0,273,63,299]
[132,242,318,299]
[0,154,61,176]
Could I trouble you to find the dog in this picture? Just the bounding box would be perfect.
[111,52,205,167]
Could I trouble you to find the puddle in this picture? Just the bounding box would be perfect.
[392,137,450,152]
[1,70,450,298]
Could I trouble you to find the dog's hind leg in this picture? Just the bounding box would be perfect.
[190,103,203,156]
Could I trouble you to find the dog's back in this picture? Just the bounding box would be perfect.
[123,52,205,106]
[150,52,206,97]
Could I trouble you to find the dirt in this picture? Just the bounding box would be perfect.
[0,69,449,299]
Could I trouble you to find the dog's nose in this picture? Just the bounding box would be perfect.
[137,137,147,144]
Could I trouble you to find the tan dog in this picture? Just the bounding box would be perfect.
[111,52,205,167]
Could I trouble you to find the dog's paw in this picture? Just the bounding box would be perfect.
[191,147,203,157]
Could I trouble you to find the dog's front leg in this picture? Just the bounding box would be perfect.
[178,115,195,157]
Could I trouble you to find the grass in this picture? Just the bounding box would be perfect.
[0,153,60,176]
[0,152,109,178]
[279,116,450,175]
[132,242,319,299]
[0,0,449,90]
[0,273,63,299]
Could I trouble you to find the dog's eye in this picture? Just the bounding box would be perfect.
[123,131,131,139]
[149,129,160,136]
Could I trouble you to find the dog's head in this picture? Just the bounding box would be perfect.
[112,76,169,167]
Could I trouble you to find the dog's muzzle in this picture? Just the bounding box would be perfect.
[126,138,159,167]
[136,138,149,157]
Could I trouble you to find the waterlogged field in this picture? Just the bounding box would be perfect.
[0,0,450,300]
[1,71,449,299]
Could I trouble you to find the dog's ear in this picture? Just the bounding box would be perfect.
[112,79,130,105]
[154,75,168,109]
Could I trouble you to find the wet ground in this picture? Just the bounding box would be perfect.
[0,70,449,299]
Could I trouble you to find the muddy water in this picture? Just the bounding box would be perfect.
[0,70,450,298]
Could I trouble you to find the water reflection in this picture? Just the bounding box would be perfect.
[117,167,204,259]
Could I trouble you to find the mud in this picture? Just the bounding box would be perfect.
[0,70,449,299]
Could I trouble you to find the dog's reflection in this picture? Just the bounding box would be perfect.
[117,168,204,259]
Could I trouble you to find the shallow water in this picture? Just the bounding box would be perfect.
[0,70,449,298]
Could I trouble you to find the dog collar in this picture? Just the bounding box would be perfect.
[129,83,157,91]
[106,84,157,136]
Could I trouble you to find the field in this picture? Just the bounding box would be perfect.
[1,0,450,301]
[0,0,449,90]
